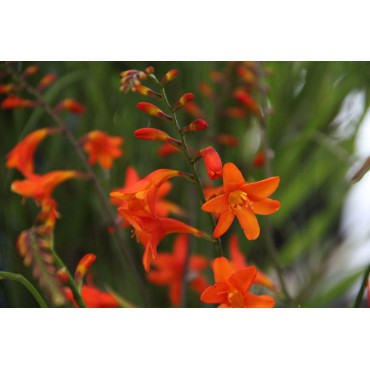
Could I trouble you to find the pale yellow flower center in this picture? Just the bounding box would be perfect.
[228,190,252,211]
[228,289,245,308]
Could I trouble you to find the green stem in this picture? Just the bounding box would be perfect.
[51,250,87,308]
[0,271,48,308]
[150,74,223,257]
[353,264,370,308]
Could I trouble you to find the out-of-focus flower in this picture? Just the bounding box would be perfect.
[201,162,280,239]
[81,130,123,170]
[0,84,16,94]
[223,107,247,118]
[236,65,257,85]
[216,134,239,147]
[200,257,275,308]
[253,152,266,167]
[157,143,181,157]
[22,65,39,78]
[136,102,172,122]
[229,234,276,291]
[198,82,214,99]
[210,70,226,85]
[120,69,148,93]
[37,73,57,90]
[65,285,120,308]
[11,170,85,203]
[6,127,62,176]
[1,95,37,109]
[183,101,206,118]
[161,69,178,85]
[56,98,85,114]
[234,89,259,114]
[198,146,223,180]
[147,234,208,306]
[173,93,195,111]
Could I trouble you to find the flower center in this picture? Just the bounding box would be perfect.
[227,289,245,308]
[228,190,251,210]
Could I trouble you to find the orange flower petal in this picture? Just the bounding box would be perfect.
[229,266,257,293]
[229,234,247,269]
[213,208,234,238]
[252,198,281,215]
[222,162,246,192]
[241,176,280,202]
[169,281,182,307]
[213,257,235,283]
[245,292,275,308]
[235,207,260,240]
[201,193,228,213]
[200,282,229,304]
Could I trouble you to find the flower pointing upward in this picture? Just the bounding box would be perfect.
[201,162,280,240]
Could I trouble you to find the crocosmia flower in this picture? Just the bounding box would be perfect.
[200,257,275,308]
[82,130,124,170]
[201,162,280,240]
[147,234,208,306]
[199,146,223,180]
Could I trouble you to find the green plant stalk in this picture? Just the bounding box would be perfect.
[51,250,87,308]
[256,63,293,304]
[0,271,48,308]
[353,264,370,308]
[5,64,149,306]
[150,74,223,257]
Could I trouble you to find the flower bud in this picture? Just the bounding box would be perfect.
[216,134,239,147]
[1,96,36,109]
[145,66,155,74]
[161,69,178,85]
[181,119,208,133]
[56,98,85,114]
[136,102,172,121]
[0,84,16,94]
[134,128,178,144]
[132,85,161,98]
[75,254,97,282]
[173,93,195,111]
[198,82,214,99]
[37,74,57,90]
[253,152,266,167]
[157,143,181,157]
[22,65,39,77]
[199,146,223,180]
[57,268,69,284]
[234,89,259,113]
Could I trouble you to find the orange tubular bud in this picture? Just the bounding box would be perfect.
[56,98,85,114]
[38,73,57,90]
[136,102,172,121]
[199,146,223,180]
[57,268,69,284]
[0,84,16,94]
[145,66,155,74]
[182,119,208,133]
[173,93,195,111]
[161,69,178,85]
[234,89,259,114]
[132,85,162,98]
[134,128,178,144]
[157,143,181,157]
[198,82,214,99]
[1,96,36,109]
[75,254,97,282]
[223,107,247,118]
[22,65,39,77]
[216,134,239,147]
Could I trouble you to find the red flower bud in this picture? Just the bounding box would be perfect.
[0,84,16,94]
[216,134,239,147]
[199,146,223,180]
[198,82,214,99]
[136,102,172,121]
[1,96,36,109]
[234,89,259,113]
[38,74,57,90]
[75,254,97,282]
[56,98,85,114]
[157,143,181,157]
[57,268,69,284]
[183,102,206,118]
[236,66,257,84]
[134,128,177,143]
[253,152,265,167]
[182,119,208,133]
[173,93,195,111]
[223,107,247,118]
[161,69,178,85]
[22,65,39,77]
[131,85,161,98]
[145,66,155,74]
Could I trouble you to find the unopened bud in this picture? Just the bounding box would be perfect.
[136,102,172,122]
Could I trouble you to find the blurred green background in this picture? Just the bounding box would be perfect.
[1,61,370,307]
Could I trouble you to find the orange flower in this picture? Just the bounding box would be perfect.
[6,127,61,176]
[229,234,276,291]
[199,146,223,180]
[201,162,280,239]
[110,168,183,215]
[147,234,208,306]
[157,143,181,157]
[11,170,85,202]
[200,257,275,308]
[119,211,205,271]
[82,130,123,169]
[37,73,57,90]
[65,285,120,308]
[1,95,36,109]
[57,98,85,114]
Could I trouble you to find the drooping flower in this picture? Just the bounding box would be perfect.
[6,127,62,176]
[200,257,275,308]
[65,285,120,308]
[81,130,124,170]
[201,162,280,240]
[198,146,223,180]
[147,234,208,306]
[11,170,85,203]
[229,234,276,291]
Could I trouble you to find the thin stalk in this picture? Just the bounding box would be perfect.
[51,250,86,308]
[353,264,370,308]
[5,64,149,306]
[150,74,223,257]
[0,271,48,308]
[256,63,293,304]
